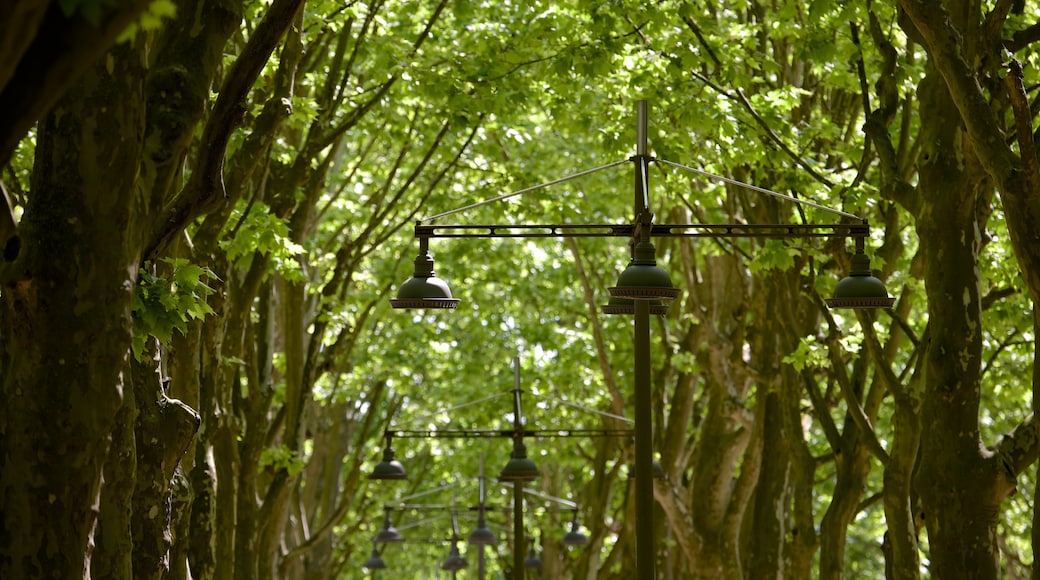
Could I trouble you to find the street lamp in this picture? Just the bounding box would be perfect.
[561,509,590,547]
[373,506,404,544]
[442,511,469,573]
[370,359,621,579]
[369,433,407,481]
[363,544,387,571]
[390,101,893,579]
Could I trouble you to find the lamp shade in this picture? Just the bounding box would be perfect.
[561,519,589,546]
[440,542,468,571]
[524,542,543,570]
[390,249,459,309]
[498,439,539,482]
[369,443,406,481]
[825,251,895,309]
[363,547,387,570]
[467,514,497,545]
[608,240,681,301]
[374,512,404,543]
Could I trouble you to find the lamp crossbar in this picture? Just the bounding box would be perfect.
[387,428,634,439]
[413,222,868,240]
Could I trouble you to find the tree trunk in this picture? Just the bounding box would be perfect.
[912,70,1008,579]
[0,39,145,579]
[130,346,200,580]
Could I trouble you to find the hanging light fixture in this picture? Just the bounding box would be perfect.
[524,537,543,570]
[373,508,404,544]
[440,540,468,571]
[826,237,895,309]
[467,509,497,546]
[362,545,387,570]
[561,510,589,546]
[390,236,459,309]
[607,239,682,303]
[369,434,407,481]
[498,437,539,482]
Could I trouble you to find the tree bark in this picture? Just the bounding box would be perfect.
[0,34,147,577]
[911,68,1007,579]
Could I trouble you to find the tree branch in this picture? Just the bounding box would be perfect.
[0,0,153,167]
[152,0,306,256]
[994,413,1040,477]
[898,0,1018,180]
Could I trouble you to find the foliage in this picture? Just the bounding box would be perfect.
[6,0,1040,578]
[131,258,216,360]
[116,0,177,43]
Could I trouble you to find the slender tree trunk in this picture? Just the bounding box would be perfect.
[130,346,200,580]
[746,390,790,579]
[91,374,138,579]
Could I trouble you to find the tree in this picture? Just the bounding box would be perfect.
[4,0,1040,578]
[0,0,303,576]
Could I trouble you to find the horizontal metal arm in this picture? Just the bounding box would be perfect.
[387,428,635,439]
[414,222,869,239]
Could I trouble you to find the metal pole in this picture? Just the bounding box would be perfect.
[633,100,655,579]
[634,298,655,579]
[514,481,525,580]
[635,100,649,221]
[478,454,487,580]
[512,356,525,580]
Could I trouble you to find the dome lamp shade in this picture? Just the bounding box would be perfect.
[561,511,589,546]
[608,240,681,301]
[440,542,468,571]
[825,248,895,309]
[373,510,404,544]
[363,546,387,570]
[524,539,543,570]
[390,238,459,309]
[498,439,539,482]
[467,512,497,546]
[369,437,407,481]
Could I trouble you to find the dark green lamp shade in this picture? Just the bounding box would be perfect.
[441,543,468,571]
[524,544,543,570]
[374,526,403,543]
[825,252,895,309]
[390,250,459,309]
[561,521,589,546]
[608,241,681,301]
[369,445,406,480]
[374,513,404,543]
[498,440,539,482]
[467,517,497,545]
[363,547,387,570]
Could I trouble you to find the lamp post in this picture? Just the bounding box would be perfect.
[390,101,894,578]
[369,470,589,578]
[371,358,622,579]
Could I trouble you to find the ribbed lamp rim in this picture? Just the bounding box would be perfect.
[390,298,460,309]
[608,287,681,300]
[601,303,671,316]
[825,296,895,309]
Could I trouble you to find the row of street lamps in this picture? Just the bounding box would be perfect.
[367,359,606,578]
[379,101,893,578]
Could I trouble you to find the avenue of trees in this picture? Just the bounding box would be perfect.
[3,0,1040,578]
